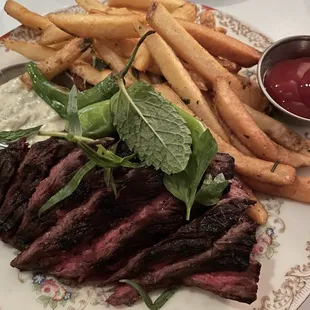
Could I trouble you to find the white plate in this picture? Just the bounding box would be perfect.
[1,4,310,310]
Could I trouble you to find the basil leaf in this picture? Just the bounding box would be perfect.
[67,85,82,137]
[38,160,96,216]
[111,81,192,175]
[78,141,144,169]
[195,173,229,206]
[153,287,178,309]
[119,280,177,310]
[164,129,217,220]
[0,125,42,143]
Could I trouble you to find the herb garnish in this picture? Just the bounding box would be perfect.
[67,85,82,137]
[0,125,42,143]
[195,173,229,206]
[111,81,192,174]
[120,280,177,310]
[271,160,279,172]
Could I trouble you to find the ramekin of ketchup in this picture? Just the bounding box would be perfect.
[258,35,310,121]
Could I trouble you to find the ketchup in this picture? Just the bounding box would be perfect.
[264,57,310,118]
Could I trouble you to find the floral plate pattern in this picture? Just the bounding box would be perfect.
[0,3,310,310]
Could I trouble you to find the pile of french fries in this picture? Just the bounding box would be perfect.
[3,0,310,225]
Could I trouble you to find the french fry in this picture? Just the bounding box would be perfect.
[153,83,195,116]
[135,22,229,141]
[3,40,56,61]
[208,128,296,186]
[171,3,197,22]
[216,58,241,74]
[138,72,152,83]
[238,177,268,225]
[214,78,310,167]
[20,38,91,88]
[89,7,144,16]
[245,105,310,157]
[39,24,74,46]
[147,3,267,111]
[199,10,215,28]
[148,72,164,84]
[103,38,138,59]
[187,69,208,91]
[243,176,310,204]
[75,0,107,12]
[48,40,72,50]
[49,13,144,39]
[70,60,112,85]
[214,78,279,160]
[4,0,52,31]
[133,43,153,72]
[107,0,185,12]
[93,39,136,85]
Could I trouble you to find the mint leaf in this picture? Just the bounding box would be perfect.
[0,125,42,143]
[195,173,229,206]
[164,129,217,220]
[111,81,192,174]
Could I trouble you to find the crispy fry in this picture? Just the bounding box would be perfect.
[208,128,296,186]
[3,40,56,61]
[153,83,195,116]
[48,40,71,50]
[70,60,112,85]
[216,58,241,73]
[238,177,268,225]
[21,38,91,88]
[103,38,138,58]
[243,176,310,204]
[216,27,227,34]
[214,78,278,160]
[171,3,197,22]
[135,22,229,141]
[133,43,153,72]
[147,3,267,111]
[4,0,52,31]
[214,78,310,167]
[245,105,310,157]
[89,7,144,16]
[75,0,107,12]
[199,10,215,28]
[39,24,74,46]
[49,13,144,39]
[107,0,185,12]
[177,19,262,68]
[93,39,136,85]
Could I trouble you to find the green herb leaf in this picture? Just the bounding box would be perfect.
[153,287,178,309]
[164,129,217,220]
[111,81,192,174]
[38,160,96,216]
[119,280,177,310]
[195,173,229,206]
[78,141,144,169]
[0,125,42,143]
[67,85,82,137]
[271,160,279,172]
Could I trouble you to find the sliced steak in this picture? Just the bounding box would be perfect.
[52,191,184,281]
[11,187,111,270]
[107,260,261,306]
[0,138,74,236]
[106,179,254,283]
[13,149,88,249]
[0,139,28,206]
[183,260,261,304]
[208,153,235,180]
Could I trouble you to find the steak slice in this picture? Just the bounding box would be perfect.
[183,260,261,304]
[208,153,235,180]
[106,179,253,283]
[107,260,261,306]
[13,149,88,249]
[0,139,28,207]
[52,191,184,281]
[11,187,112,270]
[0,138,74,236]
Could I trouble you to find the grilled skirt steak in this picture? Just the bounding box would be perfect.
[0,138,74,236]
[0,139,28,206]
[52,191,184,281]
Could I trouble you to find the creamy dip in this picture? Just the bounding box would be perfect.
[0,78,66,143]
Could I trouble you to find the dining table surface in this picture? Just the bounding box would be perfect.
[0,0,309,309]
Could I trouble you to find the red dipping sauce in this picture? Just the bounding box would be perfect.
[264,57,310,119]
